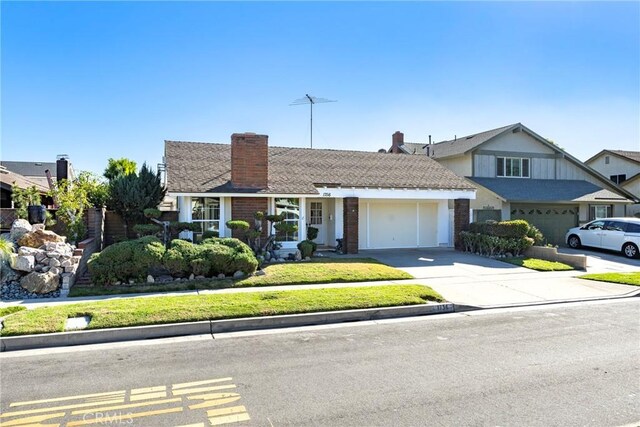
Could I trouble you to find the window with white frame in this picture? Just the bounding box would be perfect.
[191,197,220,240]
[275,198,299,242]
[590,205,612,221]
[496,157,530,178]
[309,202,323,225]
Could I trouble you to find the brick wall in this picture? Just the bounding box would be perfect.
[454,199,470,250]
[103,210,179,246]
[231,133,269,189]
[230,197,269,239]
[343,197,359,254]
[390,131,404,154]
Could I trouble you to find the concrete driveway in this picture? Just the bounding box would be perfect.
[558,246,640,273]
[360,248,639,307]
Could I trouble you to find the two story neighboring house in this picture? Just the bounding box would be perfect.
[585,150,640,218]
[389,123,638,245]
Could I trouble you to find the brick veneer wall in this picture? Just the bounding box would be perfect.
[454,199,470,250]
[231,133,269,189]
[343,197,359,254]
[230,197,269,239]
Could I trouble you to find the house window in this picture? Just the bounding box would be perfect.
[497,157,530,178]
[191,197,220,240]
[590,205,612,221]
[605,156,610,164]
[473,209,501,223]
[275,198,299,242]
[610,174,626,184]
[309,202,323,225]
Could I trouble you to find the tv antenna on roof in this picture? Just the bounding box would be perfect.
[290,94,337,148]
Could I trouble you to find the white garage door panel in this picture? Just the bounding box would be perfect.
[419,203,438,247]
[369,203,417,248]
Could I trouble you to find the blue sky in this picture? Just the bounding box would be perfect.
[2,1,639,175]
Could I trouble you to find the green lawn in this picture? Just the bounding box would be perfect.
[69,258,413,297]
[579,272,640,286]
[1,285,444,336]
[0,306,26,317]
[501,257,574,271]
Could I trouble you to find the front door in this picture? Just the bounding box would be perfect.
[309,201,326,245]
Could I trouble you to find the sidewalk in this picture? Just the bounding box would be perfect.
[1,272,638,311]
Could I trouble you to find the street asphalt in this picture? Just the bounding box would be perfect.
[1,298,638,426]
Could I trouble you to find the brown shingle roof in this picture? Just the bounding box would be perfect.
[165,141,475,194]
[606,150,640,164]
[0,167,50,192]
[429,124,517,159]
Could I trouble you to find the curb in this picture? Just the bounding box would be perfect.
[452,288,640,312]
[0,303,454,352]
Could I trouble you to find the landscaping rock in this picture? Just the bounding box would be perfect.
[255,270,266,276]
[49,266,61,276]
[294,250,302,261]
[264,252,271,261]
[20,271,59,294]
[2,280,60,300]
[18,229,65,248]
[42,266,50,273]
[189,273,195,281]
[157,275,173,283]
[217,273,225,279]
[233,271,245,279]
[147,275,155,283]
[304,257,311,261]
[128,279,135,284]
[14,255,35,272]
[61,259,73,268]
[35,252,47,263]
[32,224,45,231]
[34,265,43,272]
[9,219,32,242]
[49,258,61,268]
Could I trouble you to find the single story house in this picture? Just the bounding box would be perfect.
[164,133,476,253]
[388,123,638,245]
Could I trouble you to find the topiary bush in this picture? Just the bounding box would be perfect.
[226,220,250,231]
[162,248,189,277]
[88,236,166,284]
[297,240,316,259]
[133,223,162,237]
[191,257,211,277]
[202,230,219,239]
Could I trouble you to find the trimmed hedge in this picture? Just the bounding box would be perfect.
[88,237,259,285]
[461,219,542,257]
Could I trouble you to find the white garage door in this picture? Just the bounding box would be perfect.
[359,201,438,249]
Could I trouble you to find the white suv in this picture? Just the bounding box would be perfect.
[565,217,640,259]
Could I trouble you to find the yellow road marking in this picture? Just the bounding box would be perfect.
[71,397,182,415]
[130,391,167,401]
[206,406,246,418]
[0,399,124,418]
[186,393,239,401]
[131,385,166,394]
[172,378,233,390]
[67,406,183,427]
[173,385,236,396]
[175,424,205,427]
[188,397,242,410]
[208,413,250,426]
[0,411,65,427]
[9,391,125,407]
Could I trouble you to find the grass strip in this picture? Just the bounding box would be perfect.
[501,257,573,271]
[0,306,27,317]
[578,272,640,286]
[69,258,413,297]
[1,285,443,336]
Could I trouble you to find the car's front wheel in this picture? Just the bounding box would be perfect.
[622,243,639,259]
[568,235,581,249]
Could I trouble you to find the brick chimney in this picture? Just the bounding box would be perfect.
[56,157,69,182]
[390,131,404,154]
[231,133,268,189]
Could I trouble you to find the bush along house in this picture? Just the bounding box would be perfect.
[164,133,476,253]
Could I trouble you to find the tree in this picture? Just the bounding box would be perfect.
[108,163,167,238]
[48,178,89,243]
[103,158,137,181]
[76,171,109,208]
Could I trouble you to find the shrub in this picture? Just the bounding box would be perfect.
[191,258,211,277]
[469,220,530,238]
[170,222,199,233]
[163,248,189,277]
[133,224,162,237]
[230,252,259,275]
[297,240,316,259]
[88,237,166,284]
[526,224,545,245]
[199,237,258,275]
[307,227,319,241]
[202,230,219,239]
[203,244,235,275]
[226,220,250,231]
[144,208,162,219]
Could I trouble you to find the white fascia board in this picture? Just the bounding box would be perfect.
[314,187,476,200]
[167,192,316,198]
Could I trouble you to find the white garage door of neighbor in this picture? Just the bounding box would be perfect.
[360,202,438,249]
